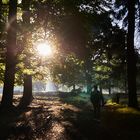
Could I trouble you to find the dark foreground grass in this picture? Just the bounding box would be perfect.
[60,94,140,140]
[0,94,140,140]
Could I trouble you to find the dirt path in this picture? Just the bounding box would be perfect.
[30,96,86,140]
[2,95,139,140]
[0,95,92,140]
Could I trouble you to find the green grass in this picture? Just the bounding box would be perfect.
[60,94,140,140]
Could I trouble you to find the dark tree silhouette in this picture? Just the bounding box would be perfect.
[0,0,2,19]
[19,74,33,108]
[18,0,33,108]
[1,0,17,107]
[127,0,138,108]
[109,0,139,107]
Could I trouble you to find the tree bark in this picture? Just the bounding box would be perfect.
[18,0,33,108]
[0,0,2,18]
[108,86,111,95]
[99,85,102,94]
[127,0,138,108]
[18,74,33,108]
[73,84,75,91]
[1,0,17,107]
[85,58,92,94]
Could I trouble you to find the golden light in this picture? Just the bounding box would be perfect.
[36,42,53,56]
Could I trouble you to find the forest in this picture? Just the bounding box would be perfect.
[0,0,140,140]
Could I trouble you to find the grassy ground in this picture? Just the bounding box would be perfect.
[0,93,140,140]
[60,94,140,139]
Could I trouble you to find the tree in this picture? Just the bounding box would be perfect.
[106,0,139,107]
[127,0,138,107]
[18,0,33,108]
[0,0,6,76]
[51,54,85,90]
[1,0,17,107]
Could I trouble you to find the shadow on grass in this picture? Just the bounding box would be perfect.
[1,94,140,140]
[0,105,52,140]
[59,95,112,140]
[59,95,140,140]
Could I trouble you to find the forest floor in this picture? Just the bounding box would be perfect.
[0,93,140,140]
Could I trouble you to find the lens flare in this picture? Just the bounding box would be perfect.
[37,42,52,56]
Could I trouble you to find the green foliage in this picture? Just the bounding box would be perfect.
[0,63,5,84]
[51,54,85,87]
[0,0,127,89]
[2,0,8,4]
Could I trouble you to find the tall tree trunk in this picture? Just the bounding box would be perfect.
[99,85,102,93]
[73,84,75,91]
[0,0,2,19]
[19,74,33,108]
[108,86,111,95]
[85,58,92,94]
[108,80,111,95]
[1,0,17,107]
[127,0,138,108]
[124,74,127,94]
[18,0,33,108]
[86,73,92,94]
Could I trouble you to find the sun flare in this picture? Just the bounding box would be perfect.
[36,42,52,56]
